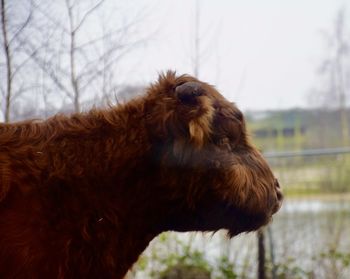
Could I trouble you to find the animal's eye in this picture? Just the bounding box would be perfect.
[234,110,244,122]
[220,118,241,140]
[218,137,230,145]
[218,137,232,150]
[213,110,244,150]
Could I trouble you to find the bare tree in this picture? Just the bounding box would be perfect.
[21,0,150,113]
[312,7,350,145]
[1,0,33,122]
[334,8,350,146]
[190,0,222,84]
[1,0,151,119]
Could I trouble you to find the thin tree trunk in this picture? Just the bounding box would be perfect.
[337,52,348,146]
[66,0,80,112]
[335,9,348,146]
[1,0,12,122]
[193,0,199,78]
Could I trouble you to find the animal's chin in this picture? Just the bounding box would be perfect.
[212,201,273,237]
[226,213,272,238]
[160,199,271,238]
[163,199,272,236]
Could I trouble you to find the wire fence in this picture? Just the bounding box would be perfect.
[262,148,350,279]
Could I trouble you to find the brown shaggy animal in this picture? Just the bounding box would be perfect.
[0,71,282,278]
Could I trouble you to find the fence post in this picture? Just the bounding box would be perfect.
[267,225,277,279]
[257,229,266,279]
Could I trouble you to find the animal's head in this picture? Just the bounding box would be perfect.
[144,71,282,237]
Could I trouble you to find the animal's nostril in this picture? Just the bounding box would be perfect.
[276,188,283,201]
[275,178,280,188]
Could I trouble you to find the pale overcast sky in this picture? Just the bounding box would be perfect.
[115,0,348,111]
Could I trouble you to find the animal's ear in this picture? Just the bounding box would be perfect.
[174,81,214,148]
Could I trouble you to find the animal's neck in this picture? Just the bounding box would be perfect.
[110,220,159,278]
[72,186,165,278]
[48,100,166,277]
[35,98,185,278]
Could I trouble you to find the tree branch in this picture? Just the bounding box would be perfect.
[74,0,105,33]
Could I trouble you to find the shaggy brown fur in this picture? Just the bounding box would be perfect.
[0,71,282,278]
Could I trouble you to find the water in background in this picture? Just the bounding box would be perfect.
[130,197,350,279]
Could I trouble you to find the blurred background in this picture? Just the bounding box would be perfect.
[1,0,350,278]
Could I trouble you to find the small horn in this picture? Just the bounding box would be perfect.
[175,82,204,104]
